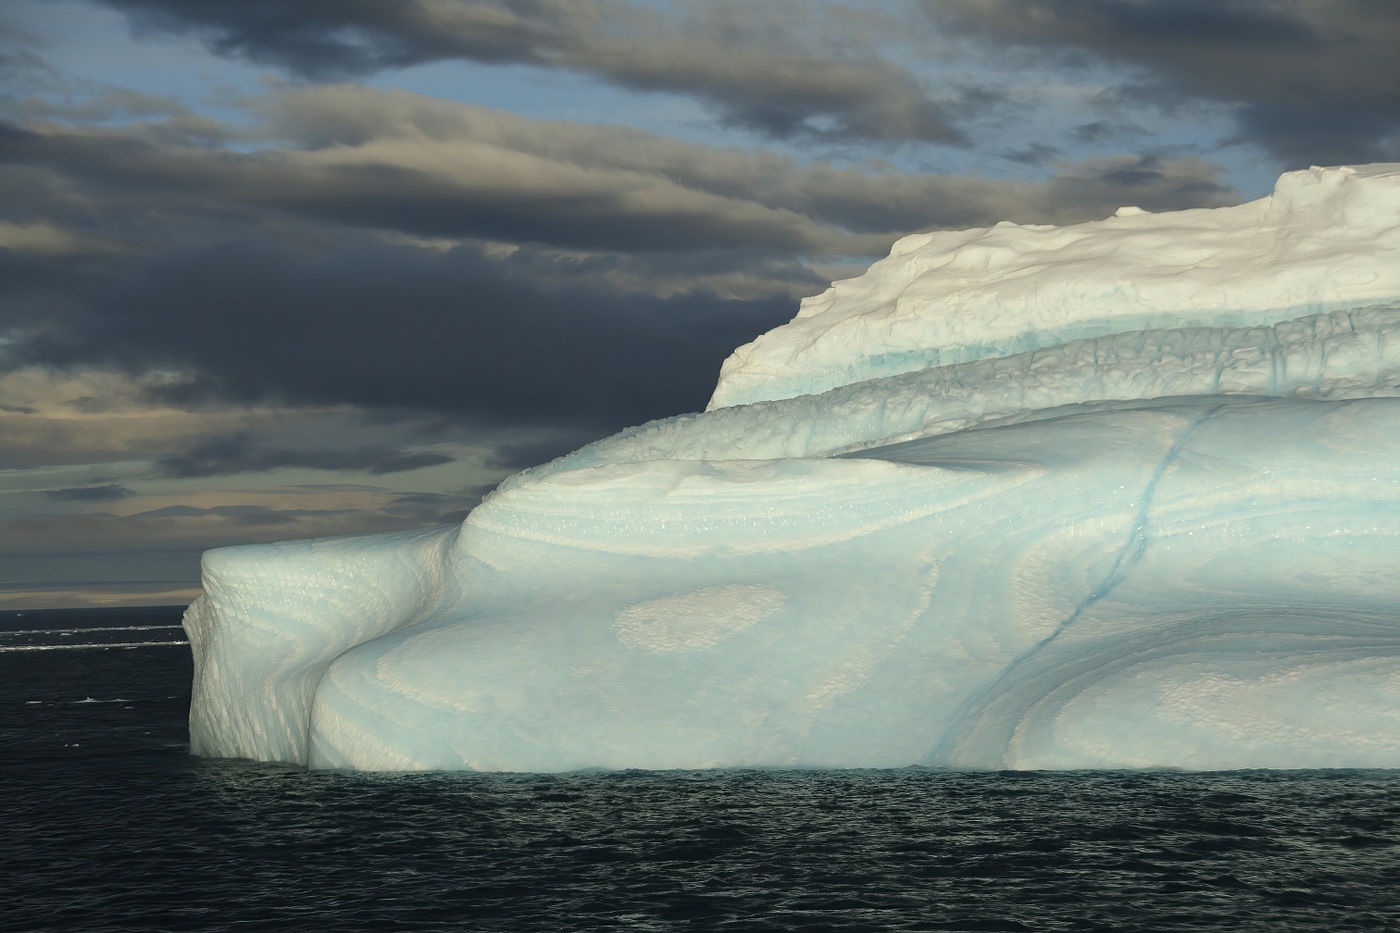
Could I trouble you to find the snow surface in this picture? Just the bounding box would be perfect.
[185,163,1400,772]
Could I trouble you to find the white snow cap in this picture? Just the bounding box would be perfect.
[709,163,1400,409]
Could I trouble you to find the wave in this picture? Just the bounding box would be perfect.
[1,624,185,637]
[0,640,190,652]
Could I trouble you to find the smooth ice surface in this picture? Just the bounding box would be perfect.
[185,163,1400,772]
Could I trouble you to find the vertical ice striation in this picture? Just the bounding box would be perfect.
[185,163,1400,771]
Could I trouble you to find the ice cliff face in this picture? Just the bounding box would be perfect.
[185,163,1400,772]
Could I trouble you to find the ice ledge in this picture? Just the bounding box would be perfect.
[514,303,1400,485]
[708,163,1400,410]
[184,525,458,765]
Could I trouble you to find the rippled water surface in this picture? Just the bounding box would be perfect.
[4,607,1400,932]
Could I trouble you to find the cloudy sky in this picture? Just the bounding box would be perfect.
[2,0,1396,608]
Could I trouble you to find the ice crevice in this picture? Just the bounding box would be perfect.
[1071,403,1226,619]
[923,403,1226,767]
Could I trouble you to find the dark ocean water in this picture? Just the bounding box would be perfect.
[3,607,1400,932]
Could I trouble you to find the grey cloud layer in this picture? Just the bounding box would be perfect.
[1,84,1236,431]
[5,84,1240,251]
[261,84,1237,230]
[100,0,1399,168]
[926,0,1400,166]
[101,0,965,145]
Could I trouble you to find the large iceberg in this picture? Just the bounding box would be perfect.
[185,164,1400,772]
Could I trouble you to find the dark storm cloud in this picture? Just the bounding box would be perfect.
[1,231,798,431]
[97,0,966,145]
[153,432,455,478]
[925,0,1400,167]
[43,483,133,502]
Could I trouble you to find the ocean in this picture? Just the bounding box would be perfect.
[3,606,1399,932]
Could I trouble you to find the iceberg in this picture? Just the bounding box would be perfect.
[185,163,1400,772]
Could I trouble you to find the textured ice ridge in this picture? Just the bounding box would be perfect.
[185,163,1400,772]
[709,163,1400,409]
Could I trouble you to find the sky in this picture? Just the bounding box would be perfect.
[1,0,1396,609]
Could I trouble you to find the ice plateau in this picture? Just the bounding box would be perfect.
[185,163,1400,772]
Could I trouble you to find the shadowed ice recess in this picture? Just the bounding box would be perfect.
[185,163,1400,772]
